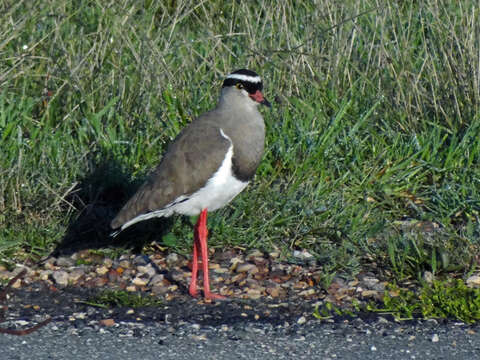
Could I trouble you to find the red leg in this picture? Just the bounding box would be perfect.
[188,228,200,298]
[197,209,225,300]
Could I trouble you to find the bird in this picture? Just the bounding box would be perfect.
[110,69,270,300]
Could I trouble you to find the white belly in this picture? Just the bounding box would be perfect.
[171,143,248,215]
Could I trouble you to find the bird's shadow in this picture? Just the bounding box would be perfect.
[48,157,174,259]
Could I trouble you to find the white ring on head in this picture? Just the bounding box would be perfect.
[226,73,262,83]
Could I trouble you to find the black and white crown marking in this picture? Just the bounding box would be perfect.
[222,69,263,94]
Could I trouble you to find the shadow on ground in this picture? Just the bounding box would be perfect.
[48,157,174,258]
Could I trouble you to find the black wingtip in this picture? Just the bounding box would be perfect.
[110,229,121,238]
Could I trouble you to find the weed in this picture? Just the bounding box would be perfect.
[85,289,163,308]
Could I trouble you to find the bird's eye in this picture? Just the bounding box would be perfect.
[235,83,244,89]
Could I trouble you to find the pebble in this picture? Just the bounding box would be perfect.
[236,263,258,274]
[165,253,180,267]
[132,277,149,286]
[361,276,379,289]
[361,290,378,298]
[150,274,165,286]
[52,270,69,286]
[246,288,263,299]
[69,268,85,282]
[214,267,229,274]
[432,334,439,342]
[299,289,315,296]
[297,316,307,325]
[96,266,109,276]
[246,250,263,261]
[11,278,22,289]
[466,275,480,287]
[119,260,131,268]
[56,256,75,267]
[292,250,314,260]
[269,251,280,259]
[423,271,434,284]
[39,270,52,281]
[133,255,149,266]
[100,318,115,327]
[137,264,156,278]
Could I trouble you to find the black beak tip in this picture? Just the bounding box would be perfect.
[261,98,272,108]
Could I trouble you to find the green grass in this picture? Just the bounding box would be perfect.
[84,289,163,308]
[1,0,480,285]
[376,280,480,323]
[314,280,480,323]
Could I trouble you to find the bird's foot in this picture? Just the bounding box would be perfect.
[203,291,226,301]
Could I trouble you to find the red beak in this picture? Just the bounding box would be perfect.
[249,90,271,107]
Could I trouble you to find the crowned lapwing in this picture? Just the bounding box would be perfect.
[111,69,270,300]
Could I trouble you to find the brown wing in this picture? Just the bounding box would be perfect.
[110,118,230,229]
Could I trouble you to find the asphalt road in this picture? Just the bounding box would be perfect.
[1,285,480,359]
[1,316,480,359]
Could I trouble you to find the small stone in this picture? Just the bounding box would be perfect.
[214,267,229,274]
[423,271,434,284]
[52,270,69,286]
[190,334,207,341]
[432,334,439,343]
[103,258,113,268]
[169,269,184,282]
[73,312,87,319]
[137,264,156,278]
[119,260,131,268]
[266,287,280,298]
[166,253,179,267]
[167,284,178,292]
[152,284,169,295]
[132,277,149,286]
[100,319,115,327]
[292,250,314,260]
[362,276,380,289]
[69,268,85,282]
[43,258,57,270]
[246,250,263,261]
[133,255,149,266]
[11,279,22,289]
[150,274,165,286]
[269,251,280,259]
[96,266,109,276]
[246,288,263,299]
[39,270,52,281]
[370,345,377,351]
[361,290,378,298]
[299,289,315,296]
[236,263,258,274]
[466,275,480,287]
[229,257,243,271]
[95,277,108,287]
[297,316,307,325]
[56,256,75,267]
